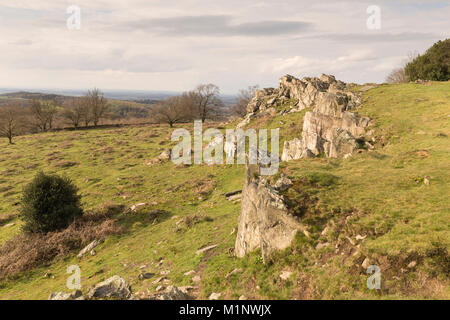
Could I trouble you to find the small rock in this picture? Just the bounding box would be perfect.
[90,249,96,256]
[155,286,189,300]
[321,227,329,236]
[280,271,293,281]
[49,290,83,300]
[408,261,417,269]
[184,270,196,276]
[355,235,367,241]
[239,295,248,300]
[3,223,15,228]
[77,239,103,259]
[130,203,147,211]
[196,244,218,255]
[209,292,222,300]
[152,277,165,284]
[87,275,132,299]
[225,268,243,279]
[424,176,430,185]
[362,258,371,269]
[138,273,155,280]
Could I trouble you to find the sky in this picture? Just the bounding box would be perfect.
[0,0,449,94]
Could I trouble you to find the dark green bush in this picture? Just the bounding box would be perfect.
[405,39,450,81]
[19,172,83,233]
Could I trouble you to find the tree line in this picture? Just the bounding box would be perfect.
[0,88,108,144]
[151,83,258,127]
[1,83,259,144]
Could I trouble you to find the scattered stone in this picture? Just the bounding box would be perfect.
[153,277,165,284]
[280,271,293,281]
[362,258,371,269]
[225,268,244,279]
[154,286,189,300]
[424,176,430,185]
[408,261,417,269]
[86,275,132,299]
[138,273,155,280]
[3,223,15,228]
[77,239,103,259]
[184,270,196,276]
[49,290,83,300]
[355,235,367,241]
[209,292,222,300]
[321,227,329,236]
[130,203,147,211]
[239,295,248,300]
[196,244,218,255]
[90,249,96,256]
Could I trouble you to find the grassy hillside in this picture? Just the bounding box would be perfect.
[0,82,448,300]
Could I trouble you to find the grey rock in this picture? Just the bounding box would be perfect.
[86,275,132,299]
[235,163,307,263]
[49,290,83,300]
[77,239,103,259]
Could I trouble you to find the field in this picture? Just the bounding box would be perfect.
[0,82,449,300]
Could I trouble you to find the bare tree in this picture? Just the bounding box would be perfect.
[0,106,19,144]
[191,84,223,122]
[386,52,419,84]
[231,85,259,117]
[386,68,408,84]
[86,88,108,127]
[29,99,57,132]
[151,95,193,127]
[62,97,85,128]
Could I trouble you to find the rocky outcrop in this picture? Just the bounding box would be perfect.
[238,73,372,160]
[235,164,305,263]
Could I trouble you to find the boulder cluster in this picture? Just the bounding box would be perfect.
[238,74,372,160]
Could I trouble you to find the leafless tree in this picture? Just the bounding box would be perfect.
[386,68,408,84]
[191,84,223,122]
[29,99,58,132]
[231,85,259,117]
[151,95,192,128]
[386,51,419,84]
[62,97,85,128]
[0,106,19,144]
[86,88,108,127]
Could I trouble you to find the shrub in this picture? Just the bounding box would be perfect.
[19,171,83,233]
[0,211,122,279]
[405,39,450,81]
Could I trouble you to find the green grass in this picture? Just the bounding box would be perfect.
[0,82,449,299]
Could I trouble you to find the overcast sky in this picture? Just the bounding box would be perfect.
[0,0,449,94]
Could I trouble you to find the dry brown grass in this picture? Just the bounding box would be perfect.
[0,211,123,279]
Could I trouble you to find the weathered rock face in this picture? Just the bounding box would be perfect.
[238,74,370,160]
[235,164,304,263]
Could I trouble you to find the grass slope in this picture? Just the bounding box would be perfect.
[0,82,448,299]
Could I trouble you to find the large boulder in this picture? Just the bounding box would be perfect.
[86,275,132,300]
[235,164,305,263]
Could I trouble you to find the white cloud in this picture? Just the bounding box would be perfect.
[0,0,448,92]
